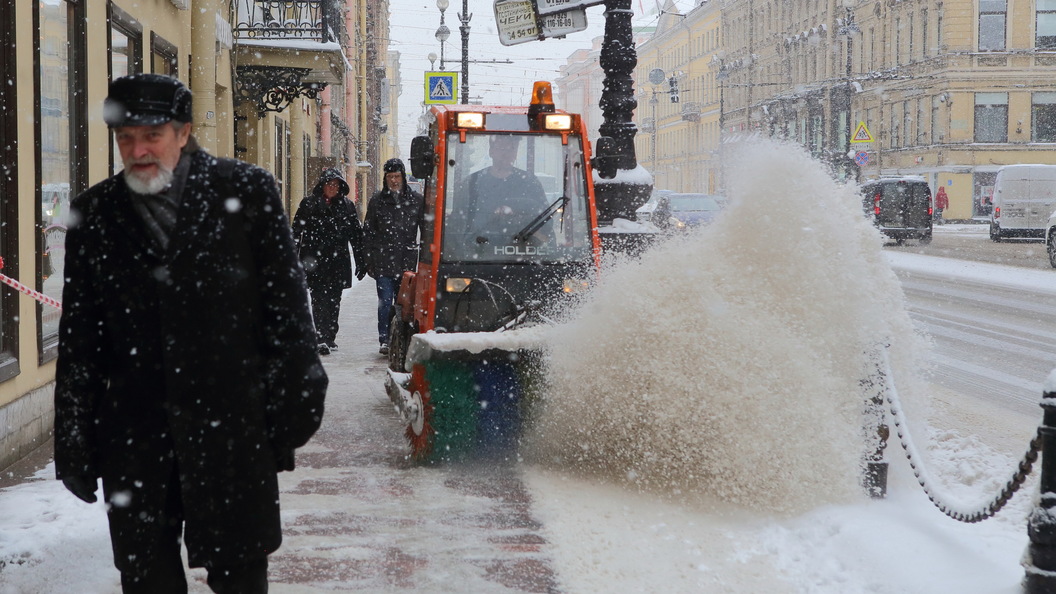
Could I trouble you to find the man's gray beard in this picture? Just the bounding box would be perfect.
[123,164,174,195]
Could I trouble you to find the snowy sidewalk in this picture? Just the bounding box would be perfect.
[0,279,561,593]
[269,280,560,592]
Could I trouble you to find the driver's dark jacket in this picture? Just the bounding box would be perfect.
[363,184,425,278]
[463,168,548,234]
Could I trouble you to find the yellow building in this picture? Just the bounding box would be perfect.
[723,0,1056,219]
[633,3,725,194]
[0,0,385,472]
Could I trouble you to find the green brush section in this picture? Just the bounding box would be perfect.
[424,360,478,463]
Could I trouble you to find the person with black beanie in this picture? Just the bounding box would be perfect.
[362,158,425,354]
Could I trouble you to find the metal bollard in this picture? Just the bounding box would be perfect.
[860,347,890,498]
[1024,388,1056,592]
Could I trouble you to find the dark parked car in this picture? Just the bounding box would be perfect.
[860,177,933,245]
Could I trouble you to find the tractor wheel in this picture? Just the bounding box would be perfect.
[388,315,411,372]
[406,361,477,463]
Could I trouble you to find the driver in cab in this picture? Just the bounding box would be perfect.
[463,135,550,247]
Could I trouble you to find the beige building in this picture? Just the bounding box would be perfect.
[723,0,1056,219]
[0,0,388,472]
[633,3,724,193]
[559,0,1056,220]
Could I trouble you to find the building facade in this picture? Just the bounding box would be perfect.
[559,0,1056,220]
[724,0,1056,219]
[633,4,724,193]
[0,0,387,472]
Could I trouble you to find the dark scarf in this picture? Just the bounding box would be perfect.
[128,139,197,251]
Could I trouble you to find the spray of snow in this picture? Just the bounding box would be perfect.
[525,139,929,514]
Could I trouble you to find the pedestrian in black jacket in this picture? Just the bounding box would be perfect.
[54,74,327,593]
[292,168,364,355]
[363,158,425,354]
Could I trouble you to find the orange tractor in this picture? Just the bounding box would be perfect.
[384,82,602,462]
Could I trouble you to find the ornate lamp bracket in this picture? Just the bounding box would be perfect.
[235,66,327,117]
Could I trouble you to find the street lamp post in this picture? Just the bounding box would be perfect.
[838,3,860,180]
[435,0,450,71]
[427,52,437,71]
[458,0,471,103]
[647,68,665,178]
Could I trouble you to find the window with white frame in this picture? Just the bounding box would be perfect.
[1038,0,1056,48]
[979,0,1006,51]
[974,92,1008,142]
[1032,92,1056,142]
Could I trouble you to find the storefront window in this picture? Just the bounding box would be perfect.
[0,2,17,380]
[38,0,74,355]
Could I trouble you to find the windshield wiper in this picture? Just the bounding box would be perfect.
[512,195,569,243]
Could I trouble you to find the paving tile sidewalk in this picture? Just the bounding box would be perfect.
[0,279,562,593]
[260,280,562,593]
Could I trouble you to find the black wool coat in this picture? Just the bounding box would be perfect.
[362,183,425,278]
[291,191,363,288]
[54,149,327,572]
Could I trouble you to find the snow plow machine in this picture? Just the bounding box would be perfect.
[385,82,601,463]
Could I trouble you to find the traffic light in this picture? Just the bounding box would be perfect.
[668,76,680,103]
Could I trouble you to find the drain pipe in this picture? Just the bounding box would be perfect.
[1025,379,1056,591]
[190,0,219,152]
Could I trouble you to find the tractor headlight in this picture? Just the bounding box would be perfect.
[543,114,572,131]
[445,278,472,292]
[457,113,485,129]
[562,279,589,293]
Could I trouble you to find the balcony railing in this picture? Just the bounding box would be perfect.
[234,0,331,43]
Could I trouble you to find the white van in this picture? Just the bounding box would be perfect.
[989,164,1056,241]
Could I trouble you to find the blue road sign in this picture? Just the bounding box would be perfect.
[425,72,458,105]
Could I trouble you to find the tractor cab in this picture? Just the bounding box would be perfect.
[404,82,600,337]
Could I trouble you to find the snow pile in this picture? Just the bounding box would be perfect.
[527,139,928,513]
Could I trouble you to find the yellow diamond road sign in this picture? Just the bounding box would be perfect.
[851,121,874,143]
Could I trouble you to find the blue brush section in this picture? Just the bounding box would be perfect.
[473,359,522,459]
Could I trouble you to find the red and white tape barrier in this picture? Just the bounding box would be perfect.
[0,256,63,310]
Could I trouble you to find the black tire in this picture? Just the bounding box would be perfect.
[990,223,1002,242]
[1048,233,1056,269]
[388,313,411,372]
[918,232,932,245]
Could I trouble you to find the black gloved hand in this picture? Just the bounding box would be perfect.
[62,475,98,503]
[275,448,296,472]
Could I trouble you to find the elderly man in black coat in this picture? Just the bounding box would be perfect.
[54,74,327,593]
[292,167,364,355]
[362,158,425,354]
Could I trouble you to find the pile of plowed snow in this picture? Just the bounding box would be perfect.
[526,140,929,514]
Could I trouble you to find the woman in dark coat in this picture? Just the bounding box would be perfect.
[292,168,364,354]
[362,158,425,352]
[55,143,327,584]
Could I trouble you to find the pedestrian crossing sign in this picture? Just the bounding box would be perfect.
[851,121,874,143]
[424,72,458,105]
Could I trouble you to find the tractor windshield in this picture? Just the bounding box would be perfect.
[441,132,593,264]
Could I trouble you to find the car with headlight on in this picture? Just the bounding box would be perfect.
[635,189,673,223]
[651,193,726,230]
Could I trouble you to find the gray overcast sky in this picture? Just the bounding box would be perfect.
[386,0,699,156]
